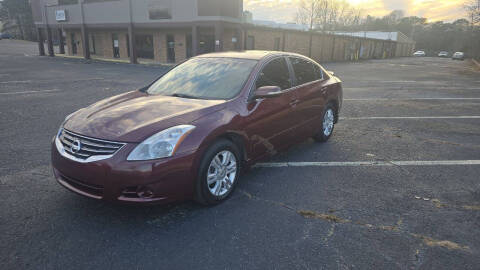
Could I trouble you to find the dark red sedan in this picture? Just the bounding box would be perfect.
[52,51,343,205]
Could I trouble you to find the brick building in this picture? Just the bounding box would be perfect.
[31,0,415,64]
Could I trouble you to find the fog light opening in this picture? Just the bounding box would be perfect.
[136,187,154,199]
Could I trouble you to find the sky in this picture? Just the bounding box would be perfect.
[244,0,467,23]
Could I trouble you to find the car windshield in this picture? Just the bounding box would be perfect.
[146,57,258,100]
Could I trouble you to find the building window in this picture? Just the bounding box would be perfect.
[126,34,130,58]
[84,0,121,3]
[149,8,171,19]
[136,34,154,59]
[89,33,96,55]
[112,33,120,58]
[274,37,281,51]
[59,0,78,5]
[166,34,176,63]
[148,0,172,20]
[246,35,255,50]
[59,0,121,5]
[198,0,240,18]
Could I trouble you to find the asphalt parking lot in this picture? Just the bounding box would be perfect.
[1,39,480,269]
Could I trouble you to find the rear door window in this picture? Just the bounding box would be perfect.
[256,57,292,90]
[290,57,320,86]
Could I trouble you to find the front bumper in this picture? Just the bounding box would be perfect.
[51,139,201,204]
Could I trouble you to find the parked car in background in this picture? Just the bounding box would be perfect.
[51,51,343,205]
[438,51,449,57]
[413,51,426,57]
[452,52,465,60]
[0,33,13,39]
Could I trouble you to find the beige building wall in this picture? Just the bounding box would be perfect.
[284,32,310,57]
[102,32,114,58]
[174,31,187,62]
[245,28,283,51]
[118,32,129,59]
[65,30,84,57]
[63,27,414,64]
[222,28,238,51]
[153,32,167,63]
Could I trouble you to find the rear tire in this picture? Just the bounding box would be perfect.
[313,104,336,143]
[194,139,241,205]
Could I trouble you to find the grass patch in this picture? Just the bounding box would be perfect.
[411,234,470,251]
[298,210,350,223]
[462,205,480,210]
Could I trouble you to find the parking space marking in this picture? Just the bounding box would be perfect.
[340,116,480,120]
[0,89,60,95]
[345,98,480,101]
[381,81,418,83]
[255,160,480,168]
[0,78,105,84]
[344,87,480,90]
[0,80,33,84]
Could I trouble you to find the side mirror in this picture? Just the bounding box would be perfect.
[254,86,282,99]
[327,70,335,76]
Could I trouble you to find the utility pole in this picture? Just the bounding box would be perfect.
[79,0,90,59]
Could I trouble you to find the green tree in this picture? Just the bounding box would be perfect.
[0,0,35,40]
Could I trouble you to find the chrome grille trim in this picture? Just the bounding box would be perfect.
[56,129,126,163]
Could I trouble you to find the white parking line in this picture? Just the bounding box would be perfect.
[255,160,480,168]
[0,89,60,95]
[0,80,32,84]
[344,87,480,90]
[340,116,480,120]
[381,81,418,83]
[345,98,480,101]
[0,78,104,84]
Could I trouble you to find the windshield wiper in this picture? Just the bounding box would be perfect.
[170,93,201,99]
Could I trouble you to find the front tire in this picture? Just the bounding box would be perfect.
[194,139,241,205]
[313,104,336,142]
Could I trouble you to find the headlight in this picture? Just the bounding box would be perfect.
[57,112,76,136]
[127,125,196,161]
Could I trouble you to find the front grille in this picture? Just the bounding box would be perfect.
[59,129,125,160]
[59,173,104,198]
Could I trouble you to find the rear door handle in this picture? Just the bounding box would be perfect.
[321,86,328,93]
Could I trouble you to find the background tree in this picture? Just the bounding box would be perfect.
[295,0,361,31]
[296,0,322,31]
[464,0,480,25]
[0,0,36,40]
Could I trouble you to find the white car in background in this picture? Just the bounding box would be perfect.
[413,51,426,57]
[452,52,465,60]
[438,51,449,57]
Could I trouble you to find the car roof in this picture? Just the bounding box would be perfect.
[196,50,306,61]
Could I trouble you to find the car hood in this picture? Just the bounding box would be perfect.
[64,91,226,142]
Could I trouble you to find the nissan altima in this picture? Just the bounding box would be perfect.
[52,51,343,205]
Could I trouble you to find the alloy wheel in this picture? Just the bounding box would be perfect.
[323,108,334,136]
[207,150,237,197]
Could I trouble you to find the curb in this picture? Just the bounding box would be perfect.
[52,54,174,68]
[472,58,480,68]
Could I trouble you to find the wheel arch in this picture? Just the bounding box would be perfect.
[327,99,340,123]
[216,132,248,165]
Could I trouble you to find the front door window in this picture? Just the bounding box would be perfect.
[256,58,292,90]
